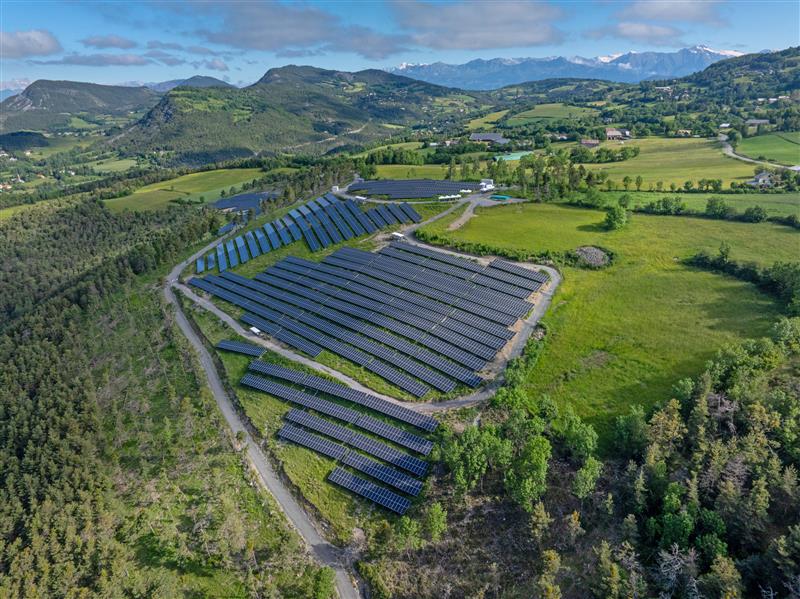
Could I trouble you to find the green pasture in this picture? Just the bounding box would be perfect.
[374,164,448,180]
[737,132,800,165]
[467,110,510,131]
[422,202,797,438]
[506,103,598,126]
[105,167,263,211]
[580,137,756,187]
[601,190,800,218]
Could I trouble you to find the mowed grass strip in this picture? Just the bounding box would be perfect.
[425,202,796,438]
[579,137,756,187]
[737,131,800,165]
[106,167,263,211]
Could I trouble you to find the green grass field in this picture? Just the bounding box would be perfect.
[467,110,509,131]
[737,132,800,165]
[374,164,448,180]
[506,103,597,127]
[422,203,797,438]
[105,168,263,211]
[580,137,756,187]
[601,190,800,217]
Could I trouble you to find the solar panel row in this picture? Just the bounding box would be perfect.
[286,409,428,476]
[208,274,452,393]
[216,340,265,357]
[242,372,431,454]
[329,466,411,514]
[348,179,478,200]
[248,361,438,432]
[196,257,205,274]
[489,259,550,284]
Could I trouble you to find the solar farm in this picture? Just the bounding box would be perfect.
[193,199,550,514]
[195,193,422,274]
[348,179,480,200]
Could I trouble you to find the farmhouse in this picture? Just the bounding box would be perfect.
[469,132,510,146]
[605,128,624,140]
[581,139,600,148]
[746,118,770,126]
[675,129,692,137]
[747,172,775,188]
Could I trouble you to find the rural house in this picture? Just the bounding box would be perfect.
[469,132,510,146]
[580,139,600,148]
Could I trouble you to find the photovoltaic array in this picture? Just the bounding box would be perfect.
[216,340,265,357]
[190,242,547,397]
[240,359,434,512]
[348,179,479,200]
[197,194,422,273]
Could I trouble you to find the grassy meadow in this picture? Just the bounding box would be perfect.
[737,131,800,165]
[421,202,797,438]
[106,167,263,211]
[374,163,449,180]
[601,190,800,217]
[467,109,510,131]
[506,103,598,126]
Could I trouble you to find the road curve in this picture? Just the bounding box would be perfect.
[717,133,789,169]
[165,243,360,599]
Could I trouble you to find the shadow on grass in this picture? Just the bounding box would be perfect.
[576,221,608,233]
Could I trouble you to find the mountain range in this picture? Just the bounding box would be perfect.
[390,46,745,89]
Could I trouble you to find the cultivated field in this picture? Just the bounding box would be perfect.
[506,103,597,126]
[737,131,800,165]
[374,164,448,180]
[580,136,756,187]
[422,202,797,438]
[467,109,509,131]
[105,168,263,211]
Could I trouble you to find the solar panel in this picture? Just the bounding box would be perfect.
[304,212,332,247]
[399,203,422,223]
[217,340,265,357]
[328,467,410,514]
[365,208,387,228]
[206,251,217,271]
[273,219,293,245]
[329,200,366,236]
[376,204,399,225]
[241,373,361,422]
[386,202,409,224]
[216,244,228,272]
[264,222,282,249]
[254,228,271,253]
[278,423,348,460]
[234,236,250,263]
[250,363,437,433]
[196,257,205,274]
[343,199,377,233]
[341,451,422,496]
[240,313,323,357]
[225,240,239,267]
[309,199,343,243]
[323,202,354,240]
[282,217,303,241]
[245,231,261,257]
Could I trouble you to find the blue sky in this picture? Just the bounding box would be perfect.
[1,1,798,88]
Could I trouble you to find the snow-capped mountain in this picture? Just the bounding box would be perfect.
[390,46,745,90]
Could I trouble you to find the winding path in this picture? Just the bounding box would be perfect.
[165,247,360,599]
[717,133,790,169]
[164,198,560,598]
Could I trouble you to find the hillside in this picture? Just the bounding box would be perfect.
[114,65,480,163]
[147,75,234,92]
[0,80,161,132]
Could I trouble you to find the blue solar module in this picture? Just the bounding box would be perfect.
[234,236,250,263]
[489,259,550,284]
[298,205,312,217]
[322,202,354,240]
[289,214,321,251]
[248,362,438,432]
[278,423,348,460]
[343,199,377,233]
[286,409,427,476]
[329,199,366,236]
[309,199,343,243]
[365,208,387,228]
[245,231,261,257]
[254,228,271,253]
[304,212,332,248]
[206,251,216,271]
[217,221,235,236]
[342,450,423,496]
[225,240,239,267]
[386,203,409,224]
[240,314,323,357]
[273,219,293,245]
[398,203,422,223]
[196,257,205,273]
[328,467,411,514]
[282,217,303,241]
[216,245,228,272]
[263,223,282,249]
[348,179,477,200]
[376,204,399,225]
[217,340,264,357]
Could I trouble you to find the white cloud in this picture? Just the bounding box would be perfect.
[81,34,137,49]
[32,53,152,66]
[0,78,33,90]
[585,22,684,46]
[204,58,229,71]
[144,50,186,66]
[393,0,564,49]
[195,2,408,59]
[1,29,62,58]
[621,1,723,23]
[147,40,183,51]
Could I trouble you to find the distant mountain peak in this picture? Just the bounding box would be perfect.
[389,46,747,90]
